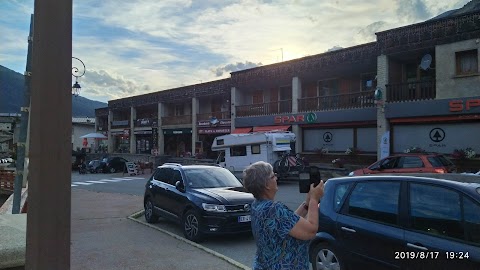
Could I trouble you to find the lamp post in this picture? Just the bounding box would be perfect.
[72,57,85,96]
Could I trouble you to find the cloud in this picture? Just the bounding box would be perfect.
[1,0,473,104]
[214,61,262,77]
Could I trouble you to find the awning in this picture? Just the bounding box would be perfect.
[253,125,291,132]
[231,127,252,134]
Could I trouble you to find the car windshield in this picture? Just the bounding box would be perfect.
[183,167,243,188]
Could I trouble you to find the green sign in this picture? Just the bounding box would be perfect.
[306,112,317,123]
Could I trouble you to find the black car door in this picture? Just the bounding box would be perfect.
[404,182,480,270]
[165,169,188,219]
[151,168,174,218]
[336,180,404,269]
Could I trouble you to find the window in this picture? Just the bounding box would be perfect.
[318,79,338,96]
[174,104,184,116]
[464,197,480,245]
[252,91,263,104]
[334,183,351,212]
[172,170,182,184]
[155,168,174,185]
[346,181,400,225]
[409,184,463,241]
[370,157,398,170]
[456,49,478,75]
[216,139,224,145]
[251,144,261,154]
[230,146,247,156]
[398,156,424,168]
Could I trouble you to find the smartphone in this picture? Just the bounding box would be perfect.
[299,167,321,193]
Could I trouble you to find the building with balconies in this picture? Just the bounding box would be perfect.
[96,8,480,167]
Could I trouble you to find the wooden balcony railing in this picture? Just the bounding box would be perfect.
[236,100,292,117]
[197,111,231,121]
[298,90,376,112]
[161,115,192,125]
[386,80,436,102]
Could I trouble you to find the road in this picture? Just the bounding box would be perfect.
[70,171,308,267]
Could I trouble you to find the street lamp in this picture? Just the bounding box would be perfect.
[72,57,85,97]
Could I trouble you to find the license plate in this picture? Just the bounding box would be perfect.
[238,215,251,223]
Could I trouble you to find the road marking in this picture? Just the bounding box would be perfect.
[85,180,109,184]
[72,182,94,185]
[111,178,135,181]
[71,184,78,187]
[122,176,145,179]
[99,179,124,182]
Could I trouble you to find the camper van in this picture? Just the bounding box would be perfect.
[211,131,297,178]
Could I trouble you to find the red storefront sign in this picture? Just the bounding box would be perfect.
[274,115,305,124]
[449,99,480,112]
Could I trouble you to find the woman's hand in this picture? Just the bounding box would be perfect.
[308,180,324,202]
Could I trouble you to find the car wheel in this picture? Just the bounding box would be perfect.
[144,198,158,223]
[311,243,343,270]
[109,167,116,173]
[183,210,203,242]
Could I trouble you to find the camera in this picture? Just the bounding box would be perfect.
[299,166,321,193]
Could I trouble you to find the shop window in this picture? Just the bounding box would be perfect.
[230,146,247,156]
[456,49,478,75]
[251,144,261,154]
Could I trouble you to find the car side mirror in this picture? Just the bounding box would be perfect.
[175,181,185,192]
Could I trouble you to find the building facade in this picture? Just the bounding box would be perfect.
[96,11,480,161]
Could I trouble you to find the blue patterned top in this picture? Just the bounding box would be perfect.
[251,199,310,270]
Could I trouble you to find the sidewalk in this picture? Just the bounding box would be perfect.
[72,189,247,270]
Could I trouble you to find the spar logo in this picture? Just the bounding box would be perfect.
[306,113,317,123]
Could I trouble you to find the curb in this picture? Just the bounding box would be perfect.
[128,210,251,270]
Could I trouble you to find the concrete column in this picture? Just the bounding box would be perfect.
[231,87,236,131]
[192,97,199,154]
[158,102,165,155]
[376,54,389,160]
[108,109,113,153]
[26,0,71,268]
[292,124,302,153]
[292,77,301,113]
[130,106,136,154]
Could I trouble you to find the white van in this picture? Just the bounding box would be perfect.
[211,131,296,177]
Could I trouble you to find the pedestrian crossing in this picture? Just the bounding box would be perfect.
[71,176,146,187]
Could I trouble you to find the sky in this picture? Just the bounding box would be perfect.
[0,0,471,103]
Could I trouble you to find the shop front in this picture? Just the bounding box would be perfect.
[134,130,155,154]
[197,118,231,158]
[386,96,480,156]
[111,129,130,153]
[163,128,192,157]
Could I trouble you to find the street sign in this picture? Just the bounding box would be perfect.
[125,162,137,175]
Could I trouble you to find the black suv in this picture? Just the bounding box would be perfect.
[309,175,480,270]
[143,163,254,242]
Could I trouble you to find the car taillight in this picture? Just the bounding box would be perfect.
[434,168,446,173]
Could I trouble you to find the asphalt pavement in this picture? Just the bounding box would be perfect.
[71,187,249,270]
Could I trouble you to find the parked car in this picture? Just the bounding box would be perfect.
[349,153,456,176]
[143,163,254,242]
[101,157,128,173]
[309,175,480,270]
[87,159,103,173]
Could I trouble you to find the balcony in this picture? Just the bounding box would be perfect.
[386,80,436,102]
[197,111,231,121]
[111,120,129,128]
[298,91,376,112]
[161,115,192,125]
[236,100,292,117]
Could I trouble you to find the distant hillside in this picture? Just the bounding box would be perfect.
[0,65,107,117]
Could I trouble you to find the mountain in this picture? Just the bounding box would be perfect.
[431,0,480,20]
[0,65,106,117]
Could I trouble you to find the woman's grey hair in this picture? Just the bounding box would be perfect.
[242,161,273,199]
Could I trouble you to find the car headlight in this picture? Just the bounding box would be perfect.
[202,203,226,212]
[348,171,354,176]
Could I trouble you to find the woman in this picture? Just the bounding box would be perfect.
[243,161,324,270]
